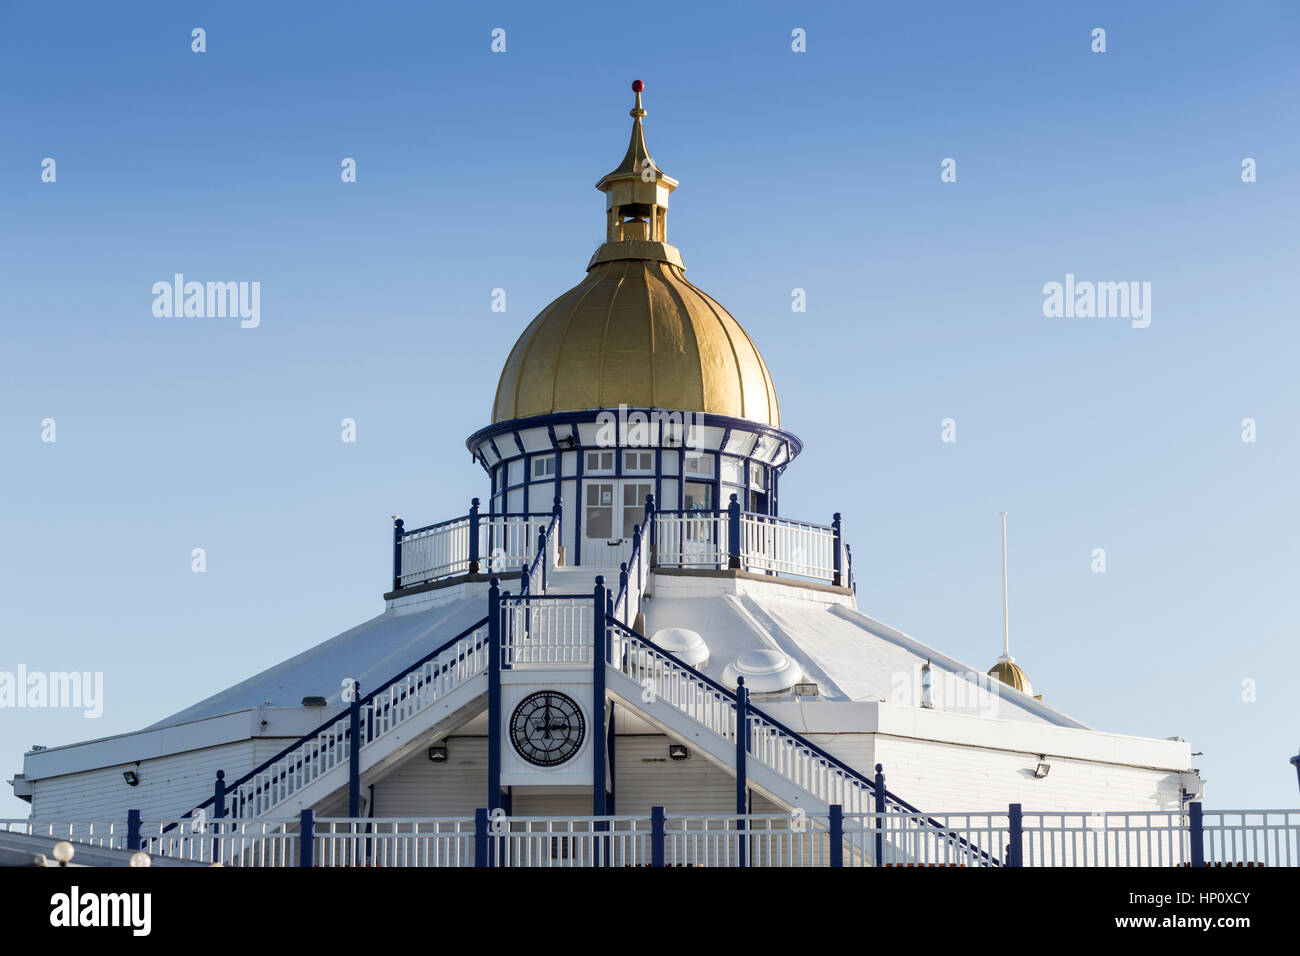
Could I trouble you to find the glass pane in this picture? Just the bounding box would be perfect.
[684,481,713,511]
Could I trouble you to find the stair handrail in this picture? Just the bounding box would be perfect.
[171,614,490,829]
[522,497,563,596]
[605,616,1000,866]
[612,495,654,625]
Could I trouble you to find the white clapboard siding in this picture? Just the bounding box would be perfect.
[366,737,488,818]
[612,735,737,816]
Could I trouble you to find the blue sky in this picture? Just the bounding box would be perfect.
[1,0,1297,815]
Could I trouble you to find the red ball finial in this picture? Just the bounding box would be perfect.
[632,80,644,93]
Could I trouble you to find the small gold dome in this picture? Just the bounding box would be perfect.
[988,658,1033,696]
[492,258,779,426]
[491,82,780,428]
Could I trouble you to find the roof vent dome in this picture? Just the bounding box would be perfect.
[651,627,709,668]
[722,649,802,693]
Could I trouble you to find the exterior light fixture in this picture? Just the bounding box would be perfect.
[123,769,140,787]
[428,744,448,763]
[668,744,689,761]
[920,660,934,709]
[129,852,151,868]
[1291,748,1300,794]
[52,841,75,866]
[1033,757,1051,779]
[793,682,819,698]
[555,434,576,450]
[301,696,328,707]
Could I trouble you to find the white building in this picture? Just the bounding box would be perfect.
[8,83,1210,868]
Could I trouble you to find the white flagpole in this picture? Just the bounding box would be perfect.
[1000,511,1011,661]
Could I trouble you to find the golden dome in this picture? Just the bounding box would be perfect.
[491,82,780,428]
[493,258,780,426]
[988,658,1033,696]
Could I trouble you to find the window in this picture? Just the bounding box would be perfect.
[684,481,713,511]
[585,451,615,473]
[585,483,613,538]
[684,453,714,477]
[532,455,556,479]
[749,467,766,491]
[623,450,653,473]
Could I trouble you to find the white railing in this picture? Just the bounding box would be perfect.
[138,818,299,866]
[1,819,130,850]
[500,596,592,666]
[613,528,649,627]
[480,514,552,575]
[845,811,1007,867]
[208,621,489,819]
[492,816,653,867]
[1204,810,1300,867]
[315,818,476,867]
[740,513,837,581]
[666,814,831,867]
[653,511,729,569]
[612,625,738,742]
[398,517,472,586]
[1021,811,1190,867]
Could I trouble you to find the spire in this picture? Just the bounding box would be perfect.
[988,511,1034,695]
[590,81,682,271]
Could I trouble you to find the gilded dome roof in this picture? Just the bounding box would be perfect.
[988,659,1033,696]
[490,82,780,428]
[492,258,780,426]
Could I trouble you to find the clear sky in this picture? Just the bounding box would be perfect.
[1,1,1297,817]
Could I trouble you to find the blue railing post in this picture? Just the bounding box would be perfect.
[645,493,656,562]
[873,763,886,867]
[845,543,853,592]
[619,561,629,622]
[727,494,742,570]
[474,808,488,868]
[468,497,482,573]
[1189,801,1205,867]
[651,806,666,867]
[126,809,141,852]
[593,575,608,816]
[829,804,844,868]
[299,809,316,868]
[735,675,749,867]
[348,683,361,818]
[488,578,502,812]
[536,525,546,586]
[392,517,404,591]
[214,769,226,819]
[1006,803,1023,868]
[832,512,843,587]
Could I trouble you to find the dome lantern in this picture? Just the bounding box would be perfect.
[589,81,683,271]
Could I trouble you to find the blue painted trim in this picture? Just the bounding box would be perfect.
[391,518,404,591]
[474,808,488,867]
[592,576,607,815]
[126,809,141,852]
[488,578,502,812]
[1006,803,1023,868]
[651,806,665,867]
[467,409,804,468]
[214,770,226,819]
[606,702,616,814]
[348,687,361,817]
[873,764,886,866]
[299,809,315,867]
[1189,801,1204,867]
[735,676,748,868]
[828,805,843,867]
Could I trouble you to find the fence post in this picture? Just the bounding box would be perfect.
[832,513,843,586]
[651,806,666,867]
[392,517,404,591]
[536,526,546,589]
[488,578,502,812]
[1189,801,1205,867]
[593,576,608,816]
[619,561,630,623]
[348,683,361,818]
[126,809,141,852]
[552,495,563,569]
[829,804,843,868]
[299,809,316,868]
[214,769,226,819]
[475,808,488,868]
[645,493,656,562]
[1006,803,1023,867]
[845,543,853,592]
[468,497,482,573]
[873,763,886,867]
[727,494,742,570]
[735,675,749,867]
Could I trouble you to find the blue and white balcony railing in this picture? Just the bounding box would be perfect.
[13,807,1297,867]
[651,496,852,588]
[393,498,562,591]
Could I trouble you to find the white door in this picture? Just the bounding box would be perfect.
[583,479,653,569]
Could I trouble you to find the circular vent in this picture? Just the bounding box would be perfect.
[650,627,710,668]
[722,649,802,693]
